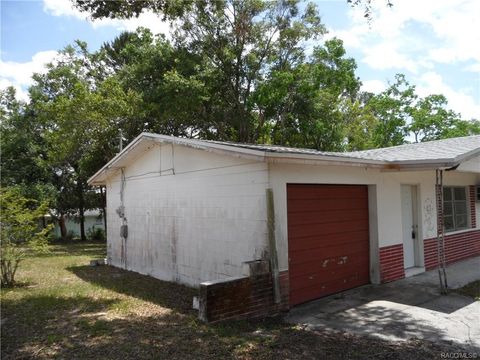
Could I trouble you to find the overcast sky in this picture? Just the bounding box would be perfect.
[1,0,479,119]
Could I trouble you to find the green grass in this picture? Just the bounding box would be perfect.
[0,243,468,359]
[454,280,480,300]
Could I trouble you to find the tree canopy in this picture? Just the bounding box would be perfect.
[1,0,479,242]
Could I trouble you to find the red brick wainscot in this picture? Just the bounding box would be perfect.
[379,244,405,283]
[198,260,289,322]
[424,229,480,270]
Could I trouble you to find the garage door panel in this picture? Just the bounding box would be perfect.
[289,231,369,251]
[289,271,370,305]
[289,258,369,284]
[289,235,369,252]
[288,219,369,239]
[287,185,368,200]
[289,265,370,293]
[288,209,368,226]
[287,184,370,306]
[289,245,369,267]
[288,198,368,212]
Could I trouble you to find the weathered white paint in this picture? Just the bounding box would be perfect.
[106,144,269,286]
[457,155,480,173]
[102,142,479,286]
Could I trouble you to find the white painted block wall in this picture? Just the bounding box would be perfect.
[104,144,479,287]
[106,144,269,286]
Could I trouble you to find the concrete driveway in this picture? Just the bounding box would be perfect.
[286,257,480,351]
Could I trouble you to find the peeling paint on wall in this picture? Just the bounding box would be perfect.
[423,197,435,239]
[171,218,179,282]
[105,144,270,286]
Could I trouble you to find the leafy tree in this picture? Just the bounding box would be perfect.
[77,1,327,143]
[364,74,480,146]
[0,187,52,286]
[409,94,457,142]
[343,97,379,150]
[409,94,480,142]
[347,0,393,21]
[368,74,416,147]
[29,42,141,240]
[73,0,183,20]
[0,88,49,193]
[73,0,394,23]
[176,1,325,142]
[441,119,480,138]
[98,29,209,140]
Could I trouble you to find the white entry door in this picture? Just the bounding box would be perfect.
[401,185,417,269]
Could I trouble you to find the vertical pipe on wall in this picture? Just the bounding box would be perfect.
[266,188,281,304]
[435,169,448,294]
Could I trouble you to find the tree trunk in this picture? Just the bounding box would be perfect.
[78,181,86,242]
[59,215,67,239]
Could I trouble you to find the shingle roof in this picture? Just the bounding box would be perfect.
[347,135,480,163]
[207,135,480,164]
[88,133,480,185]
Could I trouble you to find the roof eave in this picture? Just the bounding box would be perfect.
[88,134,480,185]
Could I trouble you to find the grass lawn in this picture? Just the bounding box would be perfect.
[454,280,480,300]
[0,243,469,359]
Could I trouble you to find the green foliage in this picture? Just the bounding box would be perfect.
[73,0,181,20]
[87,227,106,242]
[1,1,478,253]
[0,187,52,286]
[367,74,415,147]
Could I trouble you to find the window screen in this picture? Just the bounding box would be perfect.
[443,187,468,232]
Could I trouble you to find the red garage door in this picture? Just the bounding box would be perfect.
[287,184,370,306]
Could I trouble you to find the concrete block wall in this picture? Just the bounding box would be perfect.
[105,144,270,286]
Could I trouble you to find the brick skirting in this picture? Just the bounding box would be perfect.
[379,244,405,283]
[198,261,289,322]
[424,229,480,270]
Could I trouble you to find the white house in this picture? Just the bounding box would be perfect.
[88,133,480,321]
[48,210,104,239]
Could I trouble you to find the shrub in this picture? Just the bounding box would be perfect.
[0,188,52,286]
[87,227,105,242]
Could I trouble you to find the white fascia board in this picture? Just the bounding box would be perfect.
[88,133,480,185]
[147,134,267,161]
[88,133,147,185]
[87,133,268,185]
[264,152,385,167]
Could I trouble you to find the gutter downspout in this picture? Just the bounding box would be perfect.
[266,188,281,304]
[435,169,448,294]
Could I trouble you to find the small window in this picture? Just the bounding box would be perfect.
[443,187,469,232]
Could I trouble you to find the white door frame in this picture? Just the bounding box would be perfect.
[401,184,421,269]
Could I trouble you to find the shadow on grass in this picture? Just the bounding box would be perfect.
[2,265,467,359]
[67,265,196,315]
[1,294,119,359]
[2,299,458,360]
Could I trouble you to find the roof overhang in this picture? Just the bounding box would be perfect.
[88,133,480,186]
